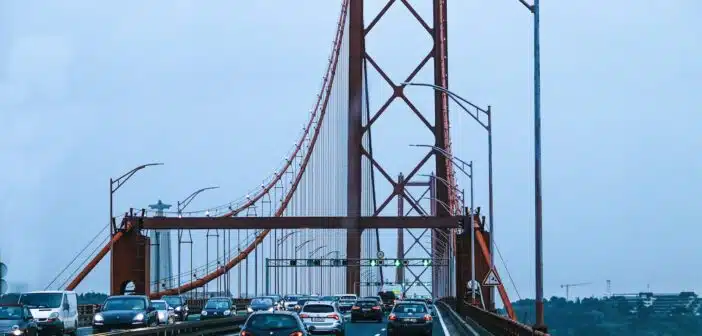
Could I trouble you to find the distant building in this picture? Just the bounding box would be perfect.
[9,282,28,293]
[611,291,701,317]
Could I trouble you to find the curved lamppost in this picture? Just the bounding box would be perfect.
[109,162,163,293]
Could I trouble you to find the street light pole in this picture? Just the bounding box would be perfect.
[176,186,220,296]
[515,0,545,330]
[108,162,163,294]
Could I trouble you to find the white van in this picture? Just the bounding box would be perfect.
[19,290,79,335]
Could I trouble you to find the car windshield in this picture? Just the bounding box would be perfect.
[284,296,299,301]
[18,293,62,308]
[320,296,337,301]
[0,306,23,320]
[251,298,273,305]
[394,304,427,314]
[302,304,334,313]
[205,300,230,309]
[247,314,299,330]
[262,297,278,303]
[103,298,146,311]
[162,297,183,306]
[152,302,167,310]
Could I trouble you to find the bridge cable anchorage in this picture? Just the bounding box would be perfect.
[150,0,349,298]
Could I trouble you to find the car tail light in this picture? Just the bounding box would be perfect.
[299,313,310,318]
[327,314,340,320]
[388,314,397,321]
[424,314,432,321]
[240,331,253,336]
[372,306,381,310]
[351,306,360,310]
[288,332,304,336]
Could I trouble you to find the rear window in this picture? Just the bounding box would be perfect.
[340,296,356,301]
[302,304,334,313]
[356,300,377,307]
[246,314,299,330]
[394,304,427,313]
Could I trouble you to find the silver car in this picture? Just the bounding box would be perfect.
[151,300,175,324]
[299,301,345,335]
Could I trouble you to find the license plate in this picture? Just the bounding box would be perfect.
[362,308,370,311]
[311,317,325,322]
[405,318,417,322]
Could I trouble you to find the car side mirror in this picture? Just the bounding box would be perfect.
[95,306,102,312]
[25,316,33,321]
[431,311,437,317]
[147,306,155,312]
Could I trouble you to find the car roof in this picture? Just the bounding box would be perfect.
[250,310,298,316]
[303,301,335,305]
[151,300,166,303]
[23,291,75,294]
[108,295,147,299]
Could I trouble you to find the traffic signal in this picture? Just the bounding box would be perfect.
[289,260,297,266]
[341,259,349,266]
[313,259,321,266]
[306,259,314,266]
[332,259,341,266]
[422,259,431,267]
[370,260,377,267]
[394,259,401,267]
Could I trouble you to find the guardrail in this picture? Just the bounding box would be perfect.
[436,301,488,335]
[78,299,252,327]
[91,316,246,336]
[439,298,549,336]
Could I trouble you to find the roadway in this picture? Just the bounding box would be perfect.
[77,311,450,336]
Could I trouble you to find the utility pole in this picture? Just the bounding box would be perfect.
[560,282,592,300]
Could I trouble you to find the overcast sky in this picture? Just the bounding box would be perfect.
[1,0,700,301]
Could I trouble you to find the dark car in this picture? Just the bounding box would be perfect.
[239,311,308,336]
[92,295,159,332]
[200,297,235,320]
[350,299,383,323]
[247,298,275,314]
[292,297,315,313]
[0,304,38,336]
[403,298,435,313]
[161,295,189,321]
[378,291,397,311]
[362,296,384,311]
[387,301,433,336]
[261,296,282,310]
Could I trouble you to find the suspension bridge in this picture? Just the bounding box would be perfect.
[41,1,546,334]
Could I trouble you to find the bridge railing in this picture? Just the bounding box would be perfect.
[92,316,246,336]
[439,297,549,336]
[77,298,252,327]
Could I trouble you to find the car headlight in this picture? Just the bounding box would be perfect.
[267,307,274,312]
[93,314,104,322]
[48,312,59,319]
[158,312,165,319]
[246,307,253,313]
[175,306,182,311]
[223,310,231,315]
[11,326,22,336]
[133,313,145,321]
[201,310,208,316]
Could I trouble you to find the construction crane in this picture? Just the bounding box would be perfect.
[560,282,592,300]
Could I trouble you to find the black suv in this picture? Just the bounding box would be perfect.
[92,295,159,332]
[161,295,189,321]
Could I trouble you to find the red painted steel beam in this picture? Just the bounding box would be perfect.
[137,216,461,230]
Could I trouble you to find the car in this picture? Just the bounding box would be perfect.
[161,295,189,321]
[18,291,79,336]
[246,298,275,314]
[293,297,316,313]
[299,301,345,336]
[0,304,39,336]
[200,297,235,320]
[378,291,397,311]
[361,296,384,311]
[350,299,383,322]
[239,311,308,336]
[282,295,303,311]
[387,301,433,336]
[260,295,282,310]
[333,294,357,314]
[150,300,175,325]
[92,295,159,332]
